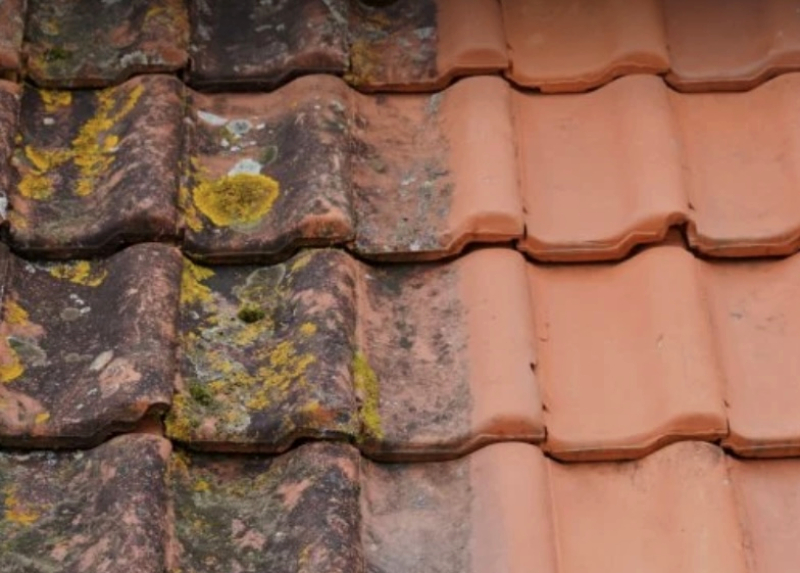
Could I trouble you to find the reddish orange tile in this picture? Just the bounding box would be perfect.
[0,80,20,224]
[0,434,171,573]
[502,0,669,92]
[729,457,800,573]
[188,0,347,90]
[0,244,181,447]
[548,442,748,573]
[10,75,183,258]
[516,74,686,262]
[352,76,522,260]
[704,255,800,456]
[183,76,354,263]
[347,0,507,91]
[0,0,24,74]
[529,246,727,460]
[363,443,555,573]
[24,0,188,88]
[357,248,542,459]
[676,74,800,257]
[665,0,800,91]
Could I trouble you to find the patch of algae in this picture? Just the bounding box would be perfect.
[18,84,143,200]
[353,351,383,440]
[192,173,279,228]
[46,261,107,287]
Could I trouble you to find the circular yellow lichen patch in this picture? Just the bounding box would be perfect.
[193,173,279,227]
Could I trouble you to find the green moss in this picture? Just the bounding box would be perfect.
[188,382,214,407]
[353,351,383,440]
[237,305,266,324]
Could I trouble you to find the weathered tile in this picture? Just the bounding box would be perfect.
[549,442,749,573]
[166,249,360,451]
[0,243,181,447]
[502,0,668,92]
[0,0,25,74]
[665,0,800,91]
[676,73,800,257]
[704,255,800,457]
[169,441,361,573]
[188,0,348,90]
[23,0,188,88]
[0,434,170,573]
[530,246,727,460]
[516,74,686,262]
[183,75,354,263]
[357,249,542,459]
[347,0,507,91]
[0,80,20,225]
[352,76,522,260]
[363,443,555,573]
[729,457,800,573]
[10,75,183,257]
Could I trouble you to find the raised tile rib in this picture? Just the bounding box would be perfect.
[502,0,669,93]
[0,243,182,448]
[9,75,183,258]
[0,434,171,573]
[665,0,800,91]
[548,442,749,573]
[530,246,728,461]
[704,255,800,457]
[23,0,188,88]
[0,0,24,74]
[0,81,19,227]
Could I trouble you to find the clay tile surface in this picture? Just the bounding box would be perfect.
[352,76,522,260]
[0,80,20,225]
[188,0,348,90]
[664,0,800,91]
[0,434,171,573]
[704,254,800,457]
[0,243,182,447]
[502,0,669,92]
[0,0,24,74]
[183,75,354,263]
[529,246,727,461]
[168,248,540,457]
[10,75,183,258]
[676,74,800,257]
[548,442,749,573]
[170,442,361,573]
[23,0,188,88]
[347,0,507,92]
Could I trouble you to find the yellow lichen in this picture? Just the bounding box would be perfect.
[0,343,24,384]
[3,490,40,526]
[18,147,71,200]
[345,39,379,87]
[353,351,383,439]
[47,261,107,287]
[4,300,29,326]
[193,173,279,227]
[34,412,50,425]
[180,260,215,306]
[165,393,197,442]
[193,479,211,493]
[179,185,204,232]
[299,322,317,337]
[290,251,313,273]
[246,341,316,410]
[40,90,72,113]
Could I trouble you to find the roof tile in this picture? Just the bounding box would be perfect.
[188,0,348,90]
[530,246,728,460]
[10,75,184,257]
[0,0,24,75]
[0,434,171,573]
[548,442,749,573]
[0,243,181,447]
[502,0,669,93]
[23,0,188,88]
[0,80,19,225]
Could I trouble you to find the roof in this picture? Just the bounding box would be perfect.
[2,0,800,572]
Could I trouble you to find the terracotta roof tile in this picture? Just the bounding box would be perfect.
[0,0,24,75]
[10,75,184,257]
[23,0,189,88]
[0,80,19,225]
[0,243,181,447]
[0,434,171,573]
[530,246,728,461]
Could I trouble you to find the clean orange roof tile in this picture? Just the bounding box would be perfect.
[704,255,800,457]
[0,0,24,74]
[529,246,727,460]
[549,441,749,573]
[502,0,669,93]
[665,0,800,91]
